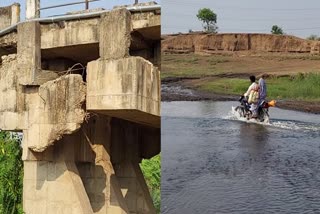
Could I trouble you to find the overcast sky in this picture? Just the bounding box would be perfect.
[162,0,320,38]
[2,0,320,38]
[1,0,160,19]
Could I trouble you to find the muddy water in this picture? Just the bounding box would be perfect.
[162,101,320,214]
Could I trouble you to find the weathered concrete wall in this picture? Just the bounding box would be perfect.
[41,19,100,49]
[162,33,320,54]
[0,3,20,30]
[0,4,160,214]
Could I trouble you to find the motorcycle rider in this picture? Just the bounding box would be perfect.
[244,75,259,118]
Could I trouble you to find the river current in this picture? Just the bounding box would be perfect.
[162,101,320,214]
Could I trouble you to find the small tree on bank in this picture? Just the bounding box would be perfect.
[197,8,218,33]
[271,25,284,35]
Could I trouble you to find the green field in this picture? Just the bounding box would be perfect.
[199,73,320,101]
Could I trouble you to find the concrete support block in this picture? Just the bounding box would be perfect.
[99,9,131,59]
[115,161,156,214]
[26,0,40,20]
[23,161,94,214]
[24,75,86,153]
[87,57,160,128]
[17,21,41,85]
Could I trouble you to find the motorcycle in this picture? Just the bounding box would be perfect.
[234,96,276,123]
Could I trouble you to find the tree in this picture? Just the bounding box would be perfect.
[271,25,284,35]
[197,8,218,33]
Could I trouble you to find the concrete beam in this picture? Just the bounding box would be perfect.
[40,19,99,49]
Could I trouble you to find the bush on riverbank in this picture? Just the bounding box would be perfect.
[200,73,320,101]
[140,154,161,213]
[0,132,23,214]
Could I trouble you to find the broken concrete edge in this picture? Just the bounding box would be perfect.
[28,74,87,152]
[28,124,82,152]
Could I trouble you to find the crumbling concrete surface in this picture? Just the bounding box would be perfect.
[27,74,86,152]
[0,2,160,214]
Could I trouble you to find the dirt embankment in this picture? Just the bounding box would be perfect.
[162,33,320,55]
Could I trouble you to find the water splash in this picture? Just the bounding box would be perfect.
[224,106,320,132]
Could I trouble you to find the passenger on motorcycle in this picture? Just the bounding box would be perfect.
[258,74,267,101]
[244,75,259,118]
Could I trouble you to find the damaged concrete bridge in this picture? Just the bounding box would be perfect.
[0,1,160,213]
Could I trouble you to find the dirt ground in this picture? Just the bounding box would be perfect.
[162,53,320,78]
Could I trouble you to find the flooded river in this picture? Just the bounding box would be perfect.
[161,101,320,214]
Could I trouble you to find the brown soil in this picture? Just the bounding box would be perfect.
[162,33,320,54]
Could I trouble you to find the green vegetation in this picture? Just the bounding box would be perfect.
[140,154,161,213]
[0,132,23,214]
[196,8,218,33]
[307,34,320,41]
[199,73,320,101]
[271,25,284,35]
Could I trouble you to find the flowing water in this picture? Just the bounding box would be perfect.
[162,101,320,214]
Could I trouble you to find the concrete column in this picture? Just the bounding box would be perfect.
[26,0,40,20]
[17,21,41,85]
[0,3,20,30]
[99,9,132,60]
[11,3,20,25]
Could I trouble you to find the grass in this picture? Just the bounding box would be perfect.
[140,154,161,213]
[162,54,230,78]
[199,73,320,101]
[162,53,320,79]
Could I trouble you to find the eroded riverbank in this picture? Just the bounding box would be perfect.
[162,79,320,114]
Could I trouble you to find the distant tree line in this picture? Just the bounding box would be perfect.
[307,35,320,41]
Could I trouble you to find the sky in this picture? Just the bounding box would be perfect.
[162,0,320,38]
[2,0,320,38]
[1,0,160,19]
